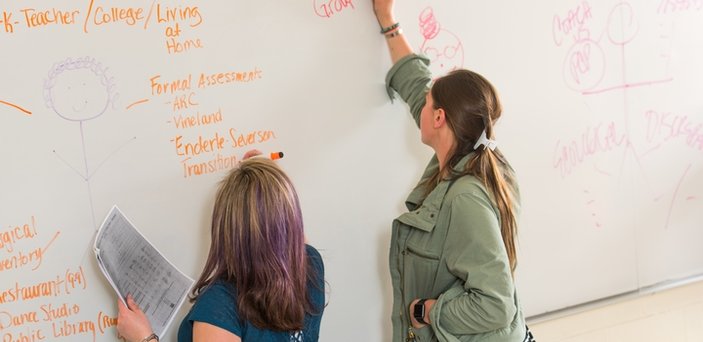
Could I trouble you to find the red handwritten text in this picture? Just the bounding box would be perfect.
[553,1,593,46]
[658,0,703,13]
[314,0,355,18]
[644,110,703,150]
[563,40,605,91]
[553,122,628,177]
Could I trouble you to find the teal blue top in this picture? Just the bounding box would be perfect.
[177,245,325,342]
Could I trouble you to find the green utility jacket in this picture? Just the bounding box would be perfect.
[386,54,526,342]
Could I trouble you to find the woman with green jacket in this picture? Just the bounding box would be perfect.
[372,1,534,341]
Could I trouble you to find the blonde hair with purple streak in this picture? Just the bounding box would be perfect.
[191,158,315,331]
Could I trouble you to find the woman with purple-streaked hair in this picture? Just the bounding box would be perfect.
[116,153,325,342]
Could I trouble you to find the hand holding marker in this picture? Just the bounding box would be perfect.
[242,149,284,161]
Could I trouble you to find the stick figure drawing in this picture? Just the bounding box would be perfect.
[43,57,131,228]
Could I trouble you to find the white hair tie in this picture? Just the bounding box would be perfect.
[473,130,497,151]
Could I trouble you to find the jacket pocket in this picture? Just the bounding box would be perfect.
[404,243,440,299]
[397,205,439,233]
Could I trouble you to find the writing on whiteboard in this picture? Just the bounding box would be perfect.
[0,216,60,273]
[554,1,676,95]
[314,0,355,18]
[644,110,703,151]
[553,1,605,91]
[658,0,703,13]
[130,68,272,178]
[552,121,628,178]
[1,2,205,55]
[552,1,593,47]
[418,7,464,76]
[0,214,118,342]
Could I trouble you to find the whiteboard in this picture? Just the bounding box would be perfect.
[1,1,703,341]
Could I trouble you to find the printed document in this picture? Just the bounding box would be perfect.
[94,205,194,337]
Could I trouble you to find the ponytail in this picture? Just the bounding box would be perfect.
[425,68,519,274]
[468,148,518,274]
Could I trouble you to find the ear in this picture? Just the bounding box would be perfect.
[433,108,446,129]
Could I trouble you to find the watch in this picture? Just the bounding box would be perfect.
[413,298,428,325]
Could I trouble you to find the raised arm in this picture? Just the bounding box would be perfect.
[372,0,413,63]
[373,0,433,127]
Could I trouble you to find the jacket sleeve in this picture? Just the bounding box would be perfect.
[429,189,517,336]
[385,54,432,127]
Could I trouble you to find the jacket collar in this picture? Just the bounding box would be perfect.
[405,153,476,210]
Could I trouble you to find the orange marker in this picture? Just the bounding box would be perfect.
[270,152,284,160]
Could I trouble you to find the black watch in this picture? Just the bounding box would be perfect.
[413,298,428,325]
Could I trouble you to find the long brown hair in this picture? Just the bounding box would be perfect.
[428,69,520,273]
[191,158,316,331]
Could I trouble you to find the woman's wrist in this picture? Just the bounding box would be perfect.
[138,333,159,342]
[423,299,436,325]
[376,14,396,29]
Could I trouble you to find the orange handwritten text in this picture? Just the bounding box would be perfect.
[1,327,45,341]
[2,10,16,33]
[182,153,239,178]
[156,4,202,27]
[1,217,38,253]
[0,231,60,273]
[96,311,118,334]
[41,303,80,322]
[153,4,204,54]
[0,266,86,304]
[0,303,114,342]
[178,129,277,178]
[166,37,203,54]
[0,279,62,305]
[173,133,226,157]
[148,69,262,97]
[169,92,199,111]
[84,0,144,32]
[172,108,223,129]
[64,267,87,294]
[229,129,277,148]
[150,74,192,96]
[0,309,39,329]
[197,68,263,89]
[19,7,80,28]
[52,318,96,341]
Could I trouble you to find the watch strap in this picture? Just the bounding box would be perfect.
[414,298,428,325]
[139,333,159,342]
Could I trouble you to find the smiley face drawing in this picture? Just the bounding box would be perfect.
[44,57,118,122]
[418,7,465,77]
